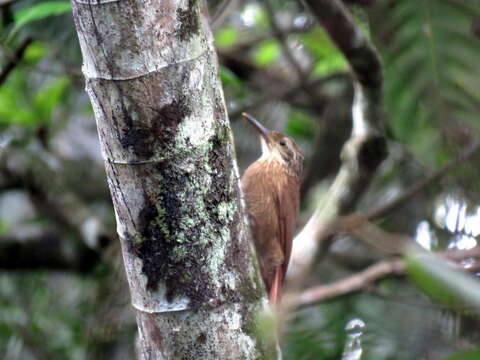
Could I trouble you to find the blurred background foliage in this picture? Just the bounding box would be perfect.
[0,0,480,359]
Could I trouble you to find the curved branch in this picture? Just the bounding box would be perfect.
[303,0,383,93]
[0,37,33,85]
[292,258,404,307]
[0,233,103,273]
[290,0,386,277]
[367,140,480,220]
[292,246,480,308]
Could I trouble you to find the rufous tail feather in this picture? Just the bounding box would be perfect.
[269,268,284,304]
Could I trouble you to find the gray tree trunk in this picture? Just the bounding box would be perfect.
[71,0,277,358]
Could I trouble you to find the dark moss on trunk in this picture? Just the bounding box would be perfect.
[176,0,200,41]
[120,96,190,158]
[133,160,217,308]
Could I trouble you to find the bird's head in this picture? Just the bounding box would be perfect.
[242,112,304,177]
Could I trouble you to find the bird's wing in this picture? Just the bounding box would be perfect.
[241,161,281,290]
[276,177,300,278]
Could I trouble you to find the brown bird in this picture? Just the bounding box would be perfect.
[241,113,304,303]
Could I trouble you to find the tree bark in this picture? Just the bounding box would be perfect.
[71,0,276,358]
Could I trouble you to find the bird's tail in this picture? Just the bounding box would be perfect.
[269,268,284,303]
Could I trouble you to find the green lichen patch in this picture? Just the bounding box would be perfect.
[133,160,218,308]
[175,0,200,42]
[124,88,257,308]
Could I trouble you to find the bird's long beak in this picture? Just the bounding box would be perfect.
[242,113,270,144]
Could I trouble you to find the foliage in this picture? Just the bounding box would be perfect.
[252,39,281,66]
[7,1,72,42]
[13,1,71,29]
[0,62,70,126]
[301,26,347,77]
[407,248,480,310]
[214,27,238,48]
[372,0,480,163]
[1,0,480,358]
[440,350,480,360]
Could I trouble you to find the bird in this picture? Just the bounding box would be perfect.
[241,112,304,303]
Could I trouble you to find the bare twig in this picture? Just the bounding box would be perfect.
[366,140,480,220]
[303,0,382,94]
[264,0,327,109]
[291,246,480,308]
[227,22,314,53]
[471,18,480,39]
[290,0,386,277]
[367,286,474,310]
[0,37,33,85]
[210,0,240,30]
[228,74,342,120]
[291,258,404,307]
[264,0,309,83]
[0,233,103,273]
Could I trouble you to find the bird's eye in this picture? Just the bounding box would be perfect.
[279,140,287,146]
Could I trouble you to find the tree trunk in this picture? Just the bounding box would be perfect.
[71,0,277,358]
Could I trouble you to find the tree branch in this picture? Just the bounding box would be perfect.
[290,0,386,277]
[264,0,309,83]
[210,0,240,30]
[225,22,314,53]
[0,233,103,273]
[0,37,32,85]
[366,140,480,220]
[292,258,404,307]
[292,246,480,308]
[303,0,382,92]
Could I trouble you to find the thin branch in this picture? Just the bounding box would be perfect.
[264,0,326,109]
[291,258,405,307]
[290,0,386,277]
[288,138,480,280]
[210,0,240,30]
[0,37,33,85]
[0,233,103,273]
[366,140,480,220]
[472,18,480,39]
[264,0,309,83]
[227,22,314,53]
[303,0,382,94]
[342,215,480,258]
[367,286,475,310]
[228,74,342,120]
[291,246,480,308]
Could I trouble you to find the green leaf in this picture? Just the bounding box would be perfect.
[34,77,71,124]
[286,110,316,140]
[23,41,47,64]
[406,248,480,310]
[0,82,34,125]
[214,27,238,48]
[14,1,72,29]
[312,57,347,77]
[372,0,480,149]
[252,40,280,66]
[301,27,347,77]
[0,221,8,234]
[440,350,480,360]
[219,66,241,86]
